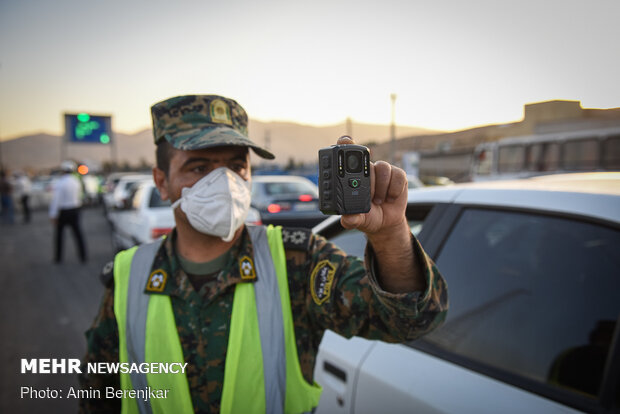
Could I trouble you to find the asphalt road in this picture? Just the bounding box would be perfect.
[0,205,116,413]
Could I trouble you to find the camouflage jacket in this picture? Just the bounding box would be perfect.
[78,226,447,413]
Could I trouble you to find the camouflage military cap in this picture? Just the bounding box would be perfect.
[151,95,275,159]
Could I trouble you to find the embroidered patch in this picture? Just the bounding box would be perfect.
[310,260,336,305]
[281,227,311,251]
[239,255,256,280]
[146,269,168,293]
[210,99,233,125]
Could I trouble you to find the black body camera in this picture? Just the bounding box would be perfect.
[319,144,371,215]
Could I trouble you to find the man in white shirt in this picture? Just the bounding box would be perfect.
[13,172,32,223]
[49,161,87,263]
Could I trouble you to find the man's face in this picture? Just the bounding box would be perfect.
[153,145,251,222]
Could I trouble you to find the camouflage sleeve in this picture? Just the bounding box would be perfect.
[304,232,448,342]
[78,284,121,414]
[365,233,448,339]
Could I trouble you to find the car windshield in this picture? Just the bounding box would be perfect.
[263,181,318,197]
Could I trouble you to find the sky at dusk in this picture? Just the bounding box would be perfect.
[1,0,619,140]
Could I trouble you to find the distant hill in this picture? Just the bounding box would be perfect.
[0,120,439,173]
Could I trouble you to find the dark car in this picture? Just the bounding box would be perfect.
[251,175,325,228]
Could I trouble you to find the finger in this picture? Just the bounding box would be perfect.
[370,161,375,200]
[372,161,392,205]
[337,135,355,145]
[385,166,407,203]
[341,213,364,229]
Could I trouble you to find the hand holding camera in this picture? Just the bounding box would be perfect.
[319,136,409,235]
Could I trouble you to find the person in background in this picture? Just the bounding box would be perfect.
[13,171,32,223]
[0,169,15,225]
[49,161,87,263]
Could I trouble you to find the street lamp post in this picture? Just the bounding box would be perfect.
[390,93,397,165]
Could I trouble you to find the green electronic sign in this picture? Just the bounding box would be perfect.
[65,113,112,144]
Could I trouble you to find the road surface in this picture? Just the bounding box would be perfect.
[1,205,116,413]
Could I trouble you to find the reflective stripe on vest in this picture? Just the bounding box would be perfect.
[114,242,192,414]
[113,225,322,414]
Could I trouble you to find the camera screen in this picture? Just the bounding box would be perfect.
[345,151,363,173]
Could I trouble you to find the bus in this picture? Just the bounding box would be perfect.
[470,126,620,181]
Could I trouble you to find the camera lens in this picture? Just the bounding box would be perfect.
[346,151,363,173]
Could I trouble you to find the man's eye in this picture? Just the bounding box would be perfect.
[191,165,207,174]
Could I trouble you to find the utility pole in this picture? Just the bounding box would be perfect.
[390,93,397,165]
[0,63,3,172]
[263,129,271,169]
[110,118,117,172]
[0,137,4,172]
[264,129,271,152]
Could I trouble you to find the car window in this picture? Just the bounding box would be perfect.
[603,134,620,169]
[525,142,562,172]
[420,208,620,400]
[328,229,366,258]
[263,181,318,197]
[474,148,493,176]
[120,181,132,192]
[131,187,144,210]
[149,187,171,208]
[327,218,427,258]
[564,138,599,170]
[498,145,525,173]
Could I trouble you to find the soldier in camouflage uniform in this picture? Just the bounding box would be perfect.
[79,95,448,413]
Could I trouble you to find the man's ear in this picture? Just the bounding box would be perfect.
[153,167,169,200]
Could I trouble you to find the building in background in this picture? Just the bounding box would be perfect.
[370,100,620,182]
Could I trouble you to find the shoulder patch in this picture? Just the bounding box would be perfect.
[239,255,257,280]
[281,227,312,251]
[145,269,168,293]
[99,261,114,287]
[310,260,336,305]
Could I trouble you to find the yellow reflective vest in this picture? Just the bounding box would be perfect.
[113,225,322,414]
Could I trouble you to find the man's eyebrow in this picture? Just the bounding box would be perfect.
[181,154,247,169]
[230,154,248,162]
[181,157,213,168]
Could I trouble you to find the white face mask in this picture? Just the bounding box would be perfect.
[171,167,251,242]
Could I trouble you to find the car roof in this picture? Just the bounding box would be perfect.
[135,180,156,189]
[252,175,314,183]
[459,172,620,195]
[116,174,152,183]
[408,172,620,224]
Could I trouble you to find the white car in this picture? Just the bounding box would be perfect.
[30,175,58,209]
[81,174,102,205]
[313,172,620,414]
[407,174,425,190]
[109,180,174,250]
[103,173,152,215]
